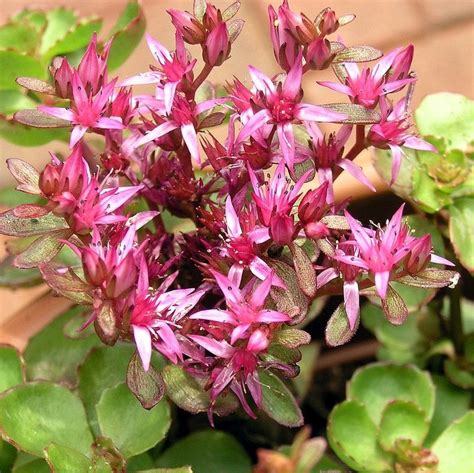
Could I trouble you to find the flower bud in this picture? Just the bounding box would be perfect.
[270,213,295,246]
[298,181,329,224]
[39,163,61,196]
[78,34,100,95]
[306,38,334,70]
[51,57,73,99]
[317,9,338,36]
[405,235,432,274]
[82,249,107,286]
[202,22,231,67]
[280,6,317,44]
[389,45,414,81]
[168,9,206,44]
[304,221,330,239]
[242,139,272,170]
[203,4,221,31]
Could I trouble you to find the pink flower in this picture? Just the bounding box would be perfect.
[236,54,345,170]
[298,181,330,239]
[222,196,283,286]
[306,123,375,202]
[367,97,436,183]
[191,270,289,344]
[318,48,415,108]
[39,73,124,148]
[131,265,205,370]
[202,22,231,67]
[121,33,196,114]
[167,9,206,44]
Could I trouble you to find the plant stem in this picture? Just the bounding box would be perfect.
[449,280,464,356]
[192,63,214,94]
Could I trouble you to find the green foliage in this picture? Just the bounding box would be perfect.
[0,344,24,392]
[328,362,473,471]
[156,430,251,473]
[0,1,145,146]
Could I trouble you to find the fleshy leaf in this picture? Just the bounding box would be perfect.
[126,351,165,409]
[44,443,91,472]
[107,1,146,71]
[156,430,251,473]
[325,302,358,347]
[290,243,317,298]
[0,90,37,115]
[0,24,39,53]
[292,342,320,401]
[320,103,381,124]
[14,109,71,128]
[6,159,41,195]
[347,363,435,425]
[258,369,303,427]
[96,382,171,458]
[415,93,474,151]
[449,197,474,272]
[378,400,429,451]
[381,285,408,325]
[333,46,382,63]
[0,382,93,456]
[39,8,76,55]
[274,328,311,348]
[193,0,207,21]
[94,303,119,346]
[24,306,100,386]
[0,51,45,90]
[0,255,42,288]
[0,345,24,392]
[227,19,245,44]
[398,268,459,289]
[431,411,474,473]
[16,77,56,95]
[0,208,66,236]
[327,400,392,471]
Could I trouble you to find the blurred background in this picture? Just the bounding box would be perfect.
[0,0,473,344]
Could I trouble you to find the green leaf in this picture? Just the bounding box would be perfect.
[126,351,165,409]
[325,302,358,347]
[293,342,320,400]
[412,167,450,213]
[156,430,251,473]
[0,382,93,456]
[39,8,76,56]
[96,382,171,458]
[259,369,303,427]
[137,469,193,473]
[431,411,474,473]
[425,375,471,447]
[107,1,146,71]
[290,242,317,298]
[78,344,136,436]
[0,188,40,207]
[13,10,47,31]
[444,359,474,389]
[378,400,429,451]
[327,400,392,471]
[0,344,24,392]
[0,255,42,288]
[347,363,435,425]
[449,197,474,272]
[416,93,474,151]
[320,103,381,124]
[13,458,50,473]
[0,51,45,90]
[405,215,445,256]
[0,115,68,146]
[45,443,91,472]
[0,439,17,472]
[24,306,100,386]
[381,285,408,325]
[0,23,39,53]
[0,208,67,236]
[0,90,36,115]
[43,18,103,59]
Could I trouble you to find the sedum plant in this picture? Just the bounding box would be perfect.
[0,0,471,471]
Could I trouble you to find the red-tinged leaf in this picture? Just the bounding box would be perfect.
[267,258,309,323]
[333,46,382,63]
[222,1,241,21]
[126,351,165,410]
[325,302,358,347]
[397,269,460,289]
[16,77,56,95]
[320,215,350,231]
[227,18,245,43]
[13,229,72,268]
[274,328,311,348]
[0,208,67,236]
[320,103,381,124]
[6,159,41,194]
[332,63,348,83]
[94,303,118,346]
[13,204,50,218]
[381,285,408,325]
[290,243,317,298]
[199,112,226,129]
[193,0,207,21]
[14,109,70,128]
[317,238,336,257]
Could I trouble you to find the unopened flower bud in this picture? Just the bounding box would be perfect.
[242,139,272,170]
[51,57,73,99]
[39,163,61,196]
[168,9,206,44]
[389,45,414,81]
[306,38,334,70]
[405,235,432,274]
[82,250,107,286]
[304,221,330,239]
[298,182,329,223]
[202,22,231,67]
[270,213,295,246]
[203,4,221,31]
[317,9,338,36]
[280,7,317,44]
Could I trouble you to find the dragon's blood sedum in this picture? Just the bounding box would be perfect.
[0,0,459,426]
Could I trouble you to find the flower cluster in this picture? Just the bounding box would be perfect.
[1,0,458,423]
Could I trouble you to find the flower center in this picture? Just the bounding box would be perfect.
[227,235,255,265]
[271,97,295,123]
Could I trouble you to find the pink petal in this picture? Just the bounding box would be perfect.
[189,335,233,358]
[133,325,152,371]
[317,81,354,96]
[146,33,172,64]
[374,271,390,299]
[283,51,303,100]
[120,71,163,86]
[248,226,270,244]
[248,65,276,94]
[317,267,339,287]
[249,276,273,308]
[157,323,182,361]
[164,81,178,114]
[296,103,347,122]
[225,196,242,237]
[343,281,360,330]
[236,109,271,144]
[70,125,88,148]
[228,264,244,287]
[277,123,295,170]
[430,254,455,267]
[211,270,243,305]
[38,106,74,122]
[95,117,124,130]
[388,144,403,185]
[345,211,373,255]
[404,136,437,152]
[256,309,290,323]
[181,123,200,164]
[136,121,178,147]
[190,309,232,323]
[249,257,285,288]
[339,159,376,192]
[231,324,251,344]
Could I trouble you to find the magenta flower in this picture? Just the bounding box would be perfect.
[191,270,289,344]
[235,54,345,170]
[306,123,375,202]
[202,22,231,67]
[39,73,124,148]
[222,196,283,286]
[121,33,196,114]
[167,9,206,45]
[131,264,205,370]
[367,97,436,183]
[318,47,415,108]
